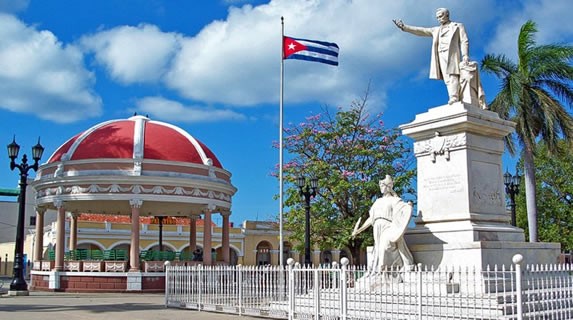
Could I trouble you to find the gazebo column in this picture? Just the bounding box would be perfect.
[202,206,214,265]
[54,200,65,271]
[129,199,142,272]
[189,214,199,254]
[69,213,79,251]
[221,212,230,264]
[34,208,46,262]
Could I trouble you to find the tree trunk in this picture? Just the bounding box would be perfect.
[348,241,363,266]
[350,246,361,266]
[523,148,538,242]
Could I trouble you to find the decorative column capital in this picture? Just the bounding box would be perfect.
[53,199,64,209]
[189,213,201,220]
[36,207,47,215]
[130,198,143,209]
[205,203,216,212]
[221,211,231,218]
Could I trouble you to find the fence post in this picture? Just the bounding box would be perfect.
[287,258,295,320]
[164,261,171,307]
[340,258,349,320]
[238,265,242,316]
[513,254,524,320]
[186,265,191,306]
[314,268,320,319]
[417,263,423,320]
[198,264,203,311]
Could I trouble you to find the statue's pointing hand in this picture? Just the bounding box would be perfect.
[393,19,404,30]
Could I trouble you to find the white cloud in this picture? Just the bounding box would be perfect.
[135,96,248,123]
[81,24,182,84]
[163,0,496,110]
[0,13,101,123]
[8,0,567,124]
[486,0,573,59]
[70,0,504,116]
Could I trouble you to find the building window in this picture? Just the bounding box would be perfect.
[256,241,272,265]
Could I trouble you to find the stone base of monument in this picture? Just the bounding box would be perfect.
[406,239,560,269]
[404,220,560,268]
[399,102,561,269]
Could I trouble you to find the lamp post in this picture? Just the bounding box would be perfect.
[7,136,44,293]
[296,176,318,266]
[503,169,521,227]
[157,216,164,252]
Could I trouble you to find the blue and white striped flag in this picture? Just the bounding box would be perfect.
[283,36,339,66]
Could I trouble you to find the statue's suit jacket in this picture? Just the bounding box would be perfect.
[401,22,469,80]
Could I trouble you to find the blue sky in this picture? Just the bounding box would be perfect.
[0,0,571,226]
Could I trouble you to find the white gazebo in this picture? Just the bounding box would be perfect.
[30,115,237,291]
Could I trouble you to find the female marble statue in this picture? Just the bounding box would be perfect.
[352,175,414,272]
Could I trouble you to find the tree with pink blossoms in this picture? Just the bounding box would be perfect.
[276,93,415,266]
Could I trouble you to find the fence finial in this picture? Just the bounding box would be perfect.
[512,253,524,265]
[340,257,350,266]
[287,258,295,266]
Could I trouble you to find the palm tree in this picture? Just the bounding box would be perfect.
[481,20,573,242]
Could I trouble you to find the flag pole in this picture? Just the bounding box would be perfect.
[279,16,285,267]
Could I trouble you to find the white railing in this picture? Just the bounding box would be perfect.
[165,264,289,318]
[165,255,573,319]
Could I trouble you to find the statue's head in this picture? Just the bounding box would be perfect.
[379,175,394,193]
[436,8,450,25]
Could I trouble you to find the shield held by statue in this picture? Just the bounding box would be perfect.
[385,201,413,243]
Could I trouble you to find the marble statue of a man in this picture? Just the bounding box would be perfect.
[393,8,469,105]
[352,175,414,272]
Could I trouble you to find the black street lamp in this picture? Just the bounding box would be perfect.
[503,169,521,227]
[7,136,44,293]
[296,176,318,266]
[156,216,165,252]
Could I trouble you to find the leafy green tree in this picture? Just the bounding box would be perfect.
[516,140,573,250]
[481,20,573,242]
[276,94,415,265]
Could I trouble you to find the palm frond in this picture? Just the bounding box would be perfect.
[517,20,538,74]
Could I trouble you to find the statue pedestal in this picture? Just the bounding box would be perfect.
[399,102,560,268]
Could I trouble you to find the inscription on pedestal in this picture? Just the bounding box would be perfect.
[422,174,463,193]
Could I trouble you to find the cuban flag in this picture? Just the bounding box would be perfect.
[283,36,339,66]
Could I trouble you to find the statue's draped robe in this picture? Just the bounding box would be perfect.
[368,196,414,272]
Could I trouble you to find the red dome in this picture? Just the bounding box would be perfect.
[47,115,223,168]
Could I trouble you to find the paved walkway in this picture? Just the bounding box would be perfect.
[0,277,261,320]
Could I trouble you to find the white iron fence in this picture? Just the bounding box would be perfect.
[165,255,573,319]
